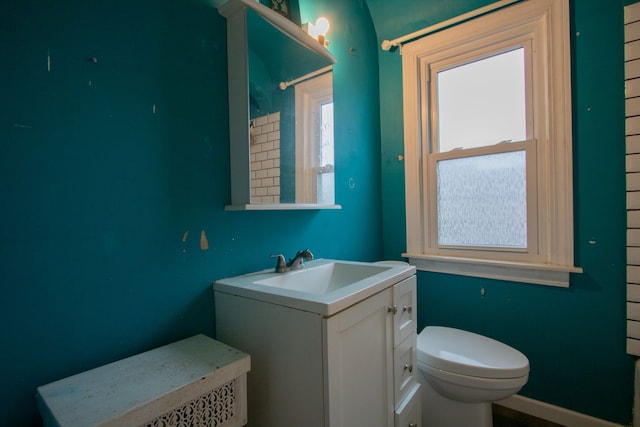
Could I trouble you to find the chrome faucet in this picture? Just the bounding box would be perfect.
[287,248,314,270]
[270,249,314,273]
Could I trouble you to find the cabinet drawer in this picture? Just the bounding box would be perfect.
[394,333,417,406]
[395,383,421,427]
[393,275,417,347]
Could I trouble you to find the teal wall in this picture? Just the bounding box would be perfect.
[0,0,381,424]
[369,0,634,424]
[4,0,632,424]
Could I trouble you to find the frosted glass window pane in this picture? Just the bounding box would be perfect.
[437,48,526,152]
[437,150,527,248]
[317,173,334,204]
[318,102,334,204]
[321,102,334,166]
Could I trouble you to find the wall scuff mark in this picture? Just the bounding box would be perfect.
[200,230,209,250]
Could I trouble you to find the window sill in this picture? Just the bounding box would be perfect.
[225,203,341,211]
[402,253,583,287]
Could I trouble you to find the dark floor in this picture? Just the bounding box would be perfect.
[492,404,565,427]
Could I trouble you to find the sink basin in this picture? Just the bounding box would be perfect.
[254,262,390,295]
[213,259,415,316]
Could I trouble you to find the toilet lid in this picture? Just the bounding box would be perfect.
[417,326,529,379]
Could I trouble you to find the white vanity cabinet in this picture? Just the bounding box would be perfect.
[214,273,419,427]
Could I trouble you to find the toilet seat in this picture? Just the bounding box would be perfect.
[417,326,529,379]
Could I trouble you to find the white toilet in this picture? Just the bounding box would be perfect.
[416,326,530,427]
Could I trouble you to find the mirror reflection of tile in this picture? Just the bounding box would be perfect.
[250,112,281,204]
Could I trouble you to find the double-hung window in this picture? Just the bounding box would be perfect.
[295,72,335,205]
[401,0,581,286]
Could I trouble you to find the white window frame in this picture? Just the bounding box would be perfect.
[295,71,334,204]
[401,0,581,287]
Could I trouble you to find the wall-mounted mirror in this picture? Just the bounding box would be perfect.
[219,0,340,210]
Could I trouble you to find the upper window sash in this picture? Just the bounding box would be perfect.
[428,39,535,153]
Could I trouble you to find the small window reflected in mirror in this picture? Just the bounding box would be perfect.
[295,72,334,205]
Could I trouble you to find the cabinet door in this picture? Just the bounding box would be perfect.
[393,276,417,347]
[215,292,325,427]
[324,288,394,427]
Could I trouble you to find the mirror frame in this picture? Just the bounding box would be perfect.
[218,0,340,210]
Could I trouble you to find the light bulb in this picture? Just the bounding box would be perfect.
[315,17,330,37]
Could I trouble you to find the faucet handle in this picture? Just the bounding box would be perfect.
[270,254,286,273]
[297,248,314,260]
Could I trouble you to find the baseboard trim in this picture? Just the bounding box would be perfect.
[497,394,625,427]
